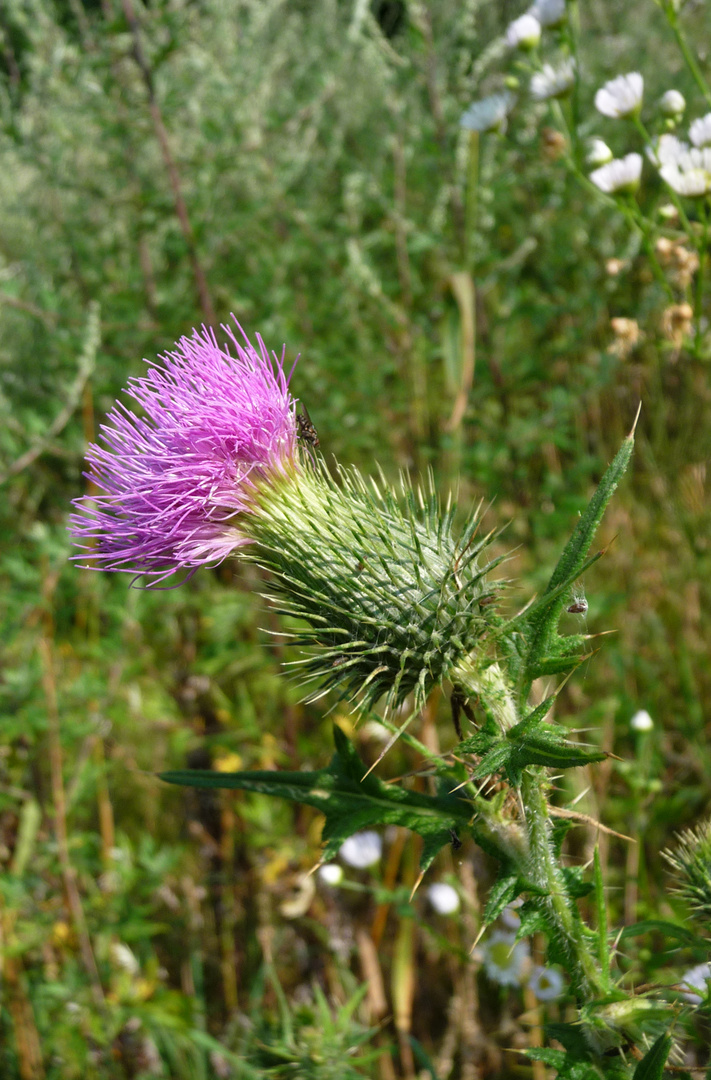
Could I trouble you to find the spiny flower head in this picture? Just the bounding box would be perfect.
[70,319,298,582]
[244,463,503,713]
[663,818,711,926]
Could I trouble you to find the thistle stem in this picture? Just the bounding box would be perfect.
[520,769,606,1000]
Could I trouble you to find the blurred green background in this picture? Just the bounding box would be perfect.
[1,0,711,1076]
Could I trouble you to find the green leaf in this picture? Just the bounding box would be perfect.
[562,866,594,899]
[618,920,700,946]
[632,1033,672,1080]
[161,725,472,871]
[482,871,519,925]
[526,1048,567,1068]
[513,731,607,771]
[506,694,557,739]
[517,426,637,696]
[544,1021,592,1057]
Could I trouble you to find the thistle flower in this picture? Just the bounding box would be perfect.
[460,91,515,134]
[72,324,502,713]
[70,319,298,582]
[527,0,567,28]
[530,60,575,101]
[506,13,541,49]
[339,831,382,869]
[659,89,686,117]
[690,112,711,148]
[663,818,711,925]
[427,882,460,915]
[528,965,565,1001]
[594,73,643,119]
[589,153,642,194]
[659,147,711,197]
[480,931,530,987]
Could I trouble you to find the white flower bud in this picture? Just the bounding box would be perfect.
[506,14,541,49]
[427,882,460,914]
[659,90,686,117]
[630,709,653,732]
[586,138,613,167]
[339,831,382,868]
[318,863,344,885]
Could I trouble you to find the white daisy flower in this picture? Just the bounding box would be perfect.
[318,863,344,886]
[589,152,643,194]
[460,91,515,134]
[528,0,567,27]
[659,89,686,117]
[660,146,711,197]
[690,112,711,148]
[427,882,461,915]
[338,830,382,869]
[630,709,653,732]
[530,59,576,101]
[480,931,530,987]
[506,13,541,49]
[681,962,711,1004]
[586,138,613,167]
[646,133,689,167]
[595,73,644,119]
[529,965,565,1001]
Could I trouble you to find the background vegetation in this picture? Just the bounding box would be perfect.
[1,0,710,1075]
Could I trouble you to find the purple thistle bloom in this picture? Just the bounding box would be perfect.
[70,319,299,582]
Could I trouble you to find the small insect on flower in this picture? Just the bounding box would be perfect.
[295,403,320,449]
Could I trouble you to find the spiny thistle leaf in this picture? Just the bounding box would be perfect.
[161,725,472,871]
[246,463,505,713]
[511,420,637,698]
[631,1033,672,1080]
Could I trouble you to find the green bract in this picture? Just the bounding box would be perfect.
[245,462,506,712]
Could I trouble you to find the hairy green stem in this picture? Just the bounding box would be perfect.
[520,769,607,1001]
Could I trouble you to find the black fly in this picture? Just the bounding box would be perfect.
[295,404,320,450]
